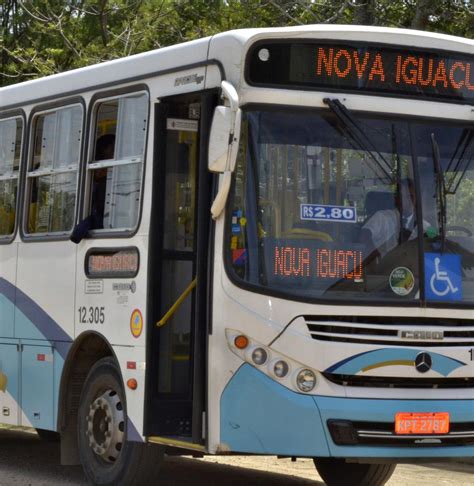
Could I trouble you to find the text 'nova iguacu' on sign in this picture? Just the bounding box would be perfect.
[315,47,473,93]
[248,41,474,103]
[274,246,363,280]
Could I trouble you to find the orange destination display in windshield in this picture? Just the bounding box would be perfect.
[273,245,363,280]
[247,41,474,104]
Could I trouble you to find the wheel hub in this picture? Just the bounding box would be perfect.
[86,389,124,463]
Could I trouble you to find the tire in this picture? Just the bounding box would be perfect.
[78,357,164,485]
[313,458,396,486]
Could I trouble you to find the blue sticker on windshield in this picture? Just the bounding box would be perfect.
[300,204,356,223]
[425,253,462,302]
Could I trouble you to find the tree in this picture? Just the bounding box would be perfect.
[1,0,473,86]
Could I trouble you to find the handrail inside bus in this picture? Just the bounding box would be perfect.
[156,278,197,328]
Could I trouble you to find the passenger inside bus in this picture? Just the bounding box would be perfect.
[360,179,432,262]
[90,134,115,229]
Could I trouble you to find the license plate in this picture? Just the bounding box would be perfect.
[395,412,450,435]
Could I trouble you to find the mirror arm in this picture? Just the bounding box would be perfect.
[211,171,232,220]
[221,81,239,114]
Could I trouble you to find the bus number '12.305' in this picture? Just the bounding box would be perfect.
[78,306,105,324]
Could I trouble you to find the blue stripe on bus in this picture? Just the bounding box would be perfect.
[0,277,71,358]
[221,364,474,458]
[0,277,144,441]
[325,348,466,377]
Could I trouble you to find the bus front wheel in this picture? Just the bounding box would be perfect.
[313,458,396,486]
[78,357,163,485]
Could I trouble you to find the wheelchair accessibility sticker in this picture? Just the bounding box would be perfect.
[425,253,462,302]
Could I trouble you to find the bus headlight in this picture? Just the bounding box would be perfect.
[273,360,289,378]
[251,347,268,365]
[296,369,316,392]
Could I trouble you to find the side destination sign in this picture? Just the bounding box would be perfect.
[247,41,474,104]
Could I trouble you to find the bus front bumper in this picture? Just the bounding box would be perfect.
[220,364,474,459]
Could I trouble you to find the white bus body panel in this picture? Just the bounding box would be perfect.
[205,26,473,454]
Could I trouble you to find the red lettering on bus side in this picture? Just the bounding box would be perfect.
[465,63,474,91]
[346,251,355,279]
[353,251,363,279]
[292,248,302,276]
[395,55,402,83]
[318,249,330,277]
[301,248,311,277]
[353,51,370,79]
[274,247,284,275]
[336,250,347,277]
[449,62,465,89]
[283,247,294,276]
[328,250,337,278]
[417,57,434,86]
[368,54,385,81]
[402,56,418,84]
[273,246,312,277]
[334,49,352,78]
[432,60,448,88]
[316,47,334,76]
[402,56,418,85]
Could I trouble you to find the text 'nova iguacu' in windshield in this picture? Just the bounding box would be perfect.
[227,106,473,305]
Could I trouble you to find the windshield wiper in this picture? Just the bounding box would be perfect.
[431,133,447,252]
[323,98,393,183]
[445,129,473,194]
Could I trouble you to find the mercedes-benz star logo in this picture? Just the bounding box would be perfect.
[415,352,432,373]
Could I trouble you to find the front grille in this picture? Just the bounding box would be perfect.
[323,373,474,389]
[328,420,474,447]
[304,316,474,347]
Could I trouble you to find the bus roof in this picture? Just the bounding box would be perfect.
[1,25,472,111]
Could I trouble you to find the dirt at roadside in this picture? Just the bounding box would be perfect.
[198,455,474,486]
[0,428,472,485]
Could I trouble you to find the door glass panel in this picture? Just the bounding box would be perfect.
[158,260,193,395]
[163,127,198,251]
[157,106,200,401]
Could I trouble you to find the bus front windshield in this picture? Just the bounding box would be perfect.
[227,107,473,305]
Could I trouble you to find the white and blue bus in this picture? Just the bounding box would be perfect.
[0,25,472,486]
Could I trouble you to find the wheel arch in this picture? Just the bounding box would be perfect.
[57,331,119,465]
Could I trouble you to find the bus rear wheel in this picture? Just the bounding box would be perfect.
[78,357,163,485]
[313,458,396,486]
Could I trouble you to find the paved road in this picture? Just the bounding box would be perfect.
[0,429,472,485]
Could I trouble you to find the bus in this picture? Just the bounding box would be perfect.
[0,25,472,486]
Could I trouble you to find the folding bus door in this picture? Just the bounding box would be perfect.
[146,92,216,444]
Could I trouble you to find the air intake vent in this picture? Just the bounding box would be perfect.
[304,316,474,347]
[323,374,474,389]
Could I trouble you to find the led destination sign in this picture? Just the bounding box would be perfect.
[274,246,363,279]
[264,239,365,291]
[247,41,474,104]
[86,247,139,278]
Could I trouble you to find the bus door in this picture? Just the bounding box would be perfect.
[146,92,216,443]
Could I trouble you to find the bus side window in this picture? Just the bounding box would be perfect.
[90,133,116,230]
[25,105,83,236]
[88,93,148,232]
[0,117,23,239]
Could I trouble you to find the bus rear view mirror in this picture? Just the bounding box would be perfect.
[209,82,241,219]
[208,106,241,173]
[208,80,241,174]
[208,106,232,173]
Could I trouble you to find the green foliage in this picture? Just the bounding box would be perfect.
[1,0,473,86]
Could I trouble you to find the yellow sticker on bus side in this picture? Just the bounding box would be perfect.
[130,309,143,338]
